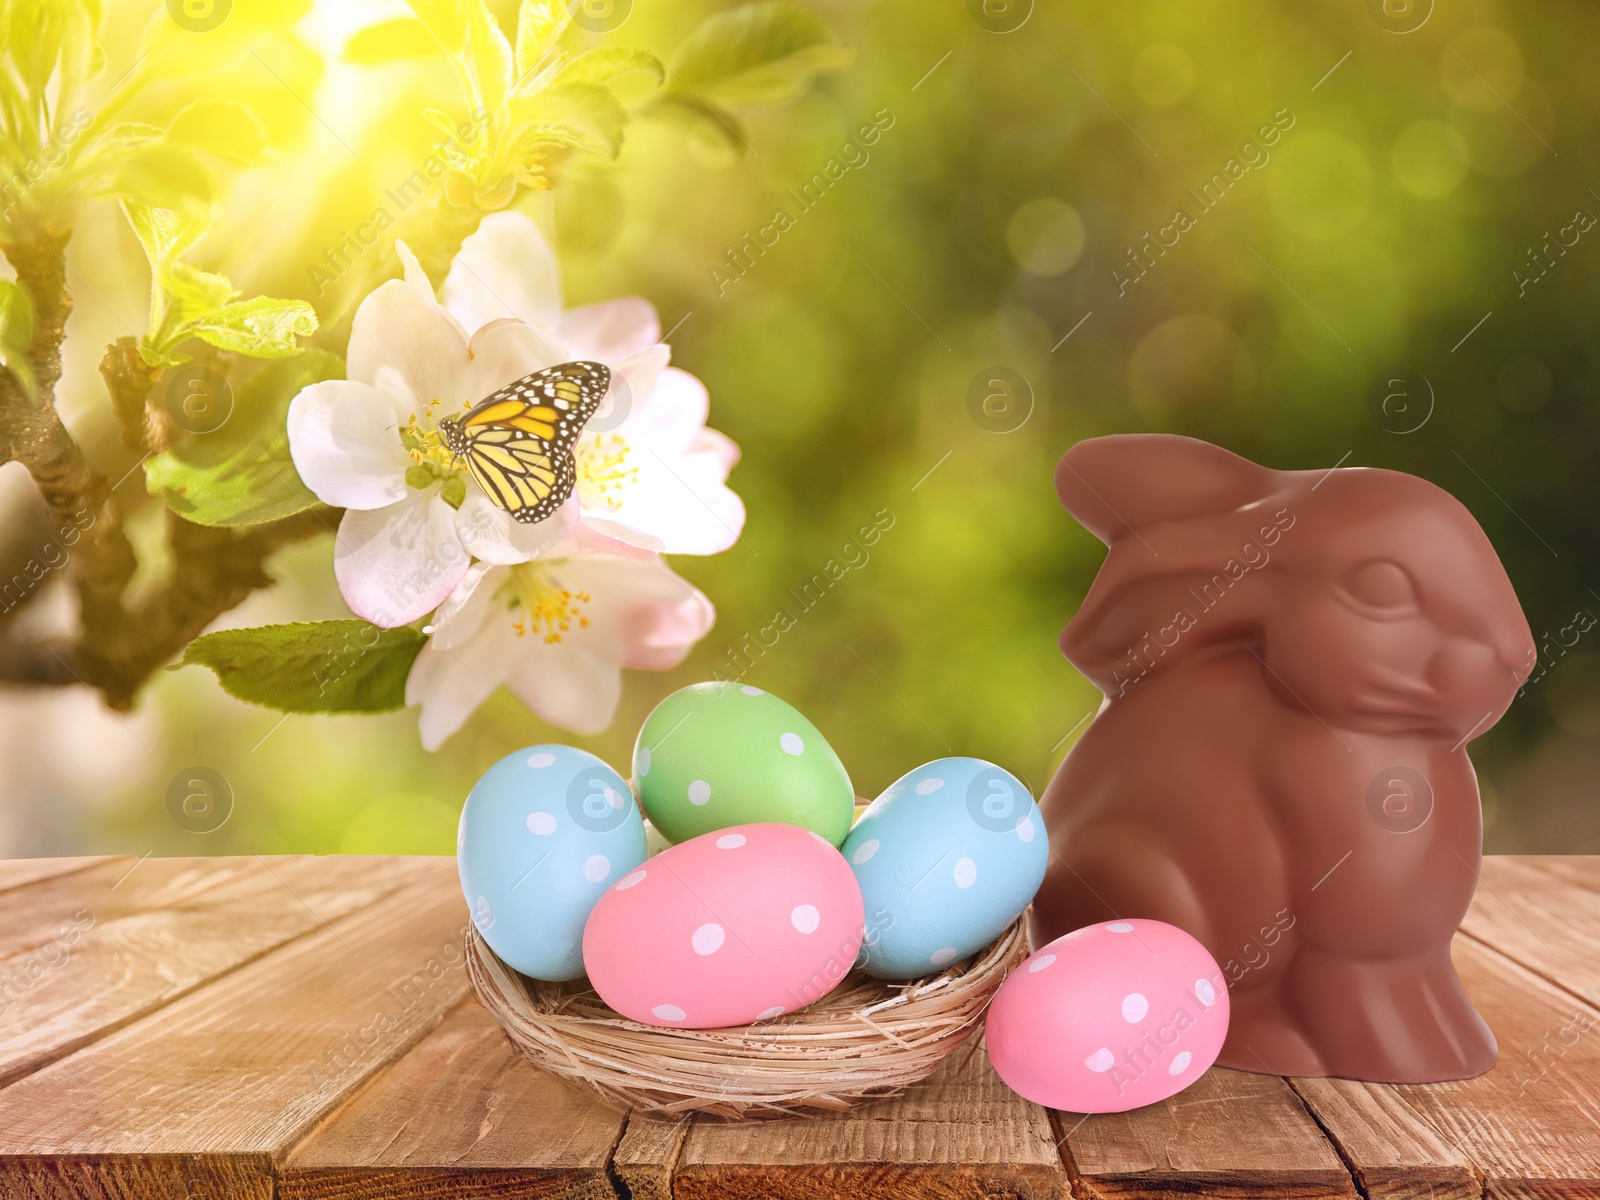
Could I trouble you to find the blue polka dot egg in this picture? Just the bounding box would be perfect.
[456,745,647,981]
[842,757,1047,980]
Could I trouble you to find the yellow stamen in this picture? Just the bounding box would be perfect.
[497,562,592,644]
[576,434,638,511]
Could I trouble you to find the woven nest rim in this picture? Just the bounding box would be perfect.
[467,916,1029,1120]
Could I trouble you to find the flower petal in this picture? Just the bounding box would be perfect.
[618,366,712,458]
[287,380,412,510]
[442,210,564,335]
[579,442,745,555]
[605,345,669,430]
[561,297,661,361]
[554,555,716,669]
[334,491,469,627]
[504,643,623,736]
[407,621,514,750]
[427,561,501,650]
[346,278,472,414]
[456,319,568,408]
[455,490,578,565]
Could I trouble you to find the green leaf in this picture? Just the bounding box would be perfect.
[514,0,567,80]
[649,92,749,159]
[557,46,664,88]
[0,279,36,399]
[192,296,318,358]
[122,202,207,275]
[164,261,239,324]
[123,203,209,337]
[112,142,214,219]
[509,81,627,158]
[344,16,441,63]
[462,0,514,112]
[144,350,342,526]
[177,621,425,713]
[166,98,275,164]
[668,1,854,107]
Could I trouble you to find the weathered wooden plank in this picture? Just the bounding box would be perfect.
[0,855,248,961]
[0,858,473,1200]
[1295,932,1600,1199]
[281,997,627,1200]
[1517,855,1600,899]
[0,856,119,896]
[0,855,436,1088]
[1287,1077,1479,1200]
[674,1037,1069,1200]
[1060,1065,1357,1200]
[1467,856,1600,1007]
[612,1115,689,1200]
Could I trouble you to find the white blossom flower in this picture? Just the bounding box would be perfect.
[442,211,745,555]
[287,249,604,627]
[405,548,715,747]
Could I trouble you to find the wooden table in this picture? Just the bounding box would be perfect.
[0,854,1596,1199]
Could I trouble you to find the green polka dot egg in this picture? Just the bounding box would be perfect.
[633,683,855,845]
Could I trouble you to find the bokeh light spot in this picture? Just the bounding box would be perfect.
[1131,45,1195,107]
[1005,198,1085,276]
[1391,120,1469,199]
[1442,28,1526,114]
[1267,133,1373,240]
[1128,316,1255,420]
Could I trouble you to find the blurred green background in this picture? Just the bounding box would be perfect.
[4,0,1598,857]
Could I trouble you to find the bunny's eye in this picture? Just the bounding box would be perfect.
[1340,560,1419,614]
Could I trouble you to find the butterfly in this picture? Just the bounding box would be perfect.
[437,361,611,524]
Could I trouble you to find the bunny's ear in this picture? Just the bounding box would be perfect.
[1058,435,1279,545]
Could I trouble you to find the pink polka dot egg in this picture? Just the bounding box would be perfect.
[582,822,865,1029]
[985,919,1229,1113]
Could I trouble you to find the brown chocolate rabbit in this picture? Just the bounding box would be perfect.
[1032,434,1536,1082]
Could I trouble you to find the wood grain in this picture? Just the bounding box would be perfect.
[1293,872,1600,1200]
[0,856,119,896]
[612,1115,689,1200]
[674,1038,1069,1200]
[1467,856,1600,1007]
[1061,1065,1358,1199]
[0,855,435,1088]
[281,997,627,1200]
[0,858,473,1200]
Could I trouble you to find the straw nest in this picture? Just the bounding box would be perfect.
[467,917,1029,1120]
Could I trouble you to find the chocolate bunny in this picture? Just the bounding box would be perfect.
[1032,435,1536,1082]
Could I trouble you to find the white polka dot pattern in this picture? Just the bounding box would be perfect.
[953,857,978,889]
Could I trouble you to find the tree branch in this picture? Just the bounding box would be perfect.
[100,336,169,454]
[0,228,139,636]
[0,225,341,709]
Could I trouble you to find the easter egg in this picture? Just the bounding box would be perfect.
[582,822,865,1028]
[457,745,646,982]
[985,919,1230,1113]
[633,683,854,845]
[842,758,1047,979]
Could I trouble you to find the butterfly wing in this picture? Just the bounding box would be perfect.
[454,361,610,523]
